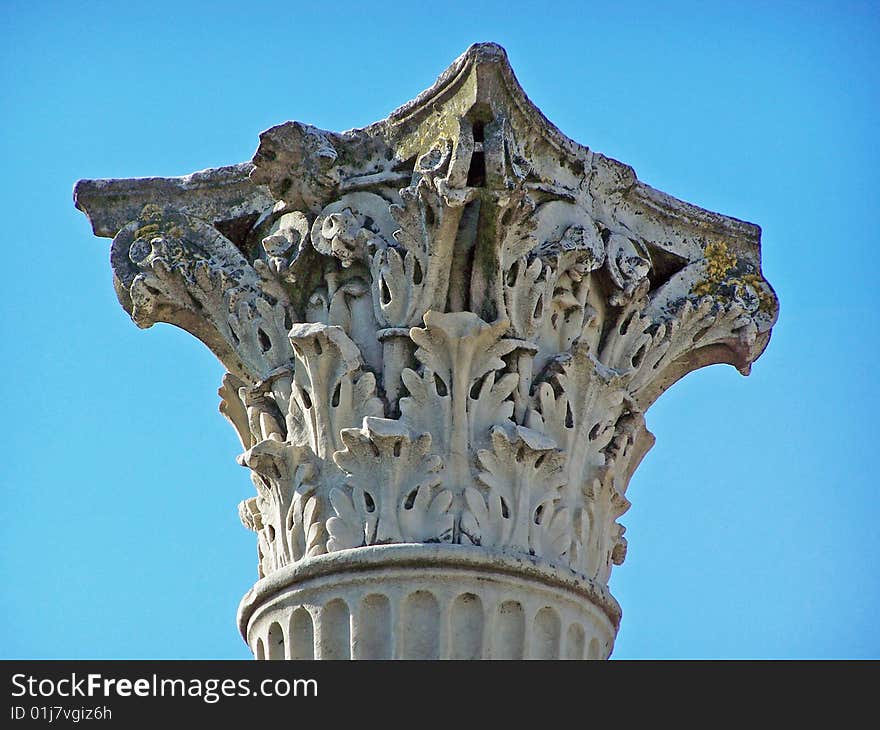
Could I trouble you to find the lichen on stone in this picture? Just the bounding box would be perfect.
[693,240,738,297]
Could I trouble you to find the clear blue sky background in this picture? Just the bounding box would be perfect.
[1,0,877,659]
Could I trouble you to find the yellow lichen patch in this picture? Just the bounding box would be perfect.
[133,223,160,240]
[134,214,184,243]
[693,241,738,297]
[737,273,775,314]
[140,203,163,222]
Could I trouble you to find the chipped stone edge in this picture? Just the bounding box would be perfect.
[73,162,275,238]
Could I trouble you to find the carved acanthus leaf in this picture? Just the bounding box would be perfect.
[287,323,384,458]
[326,417,451,551]
[219,372,252,450]
[526,340,629,571]
[237,440,323,575]
[400,311,519,464]
[111,205,294,381]
[583,412,654,582]
[600,286,757,409]
[462,425,569,560]
[385,176,471,323]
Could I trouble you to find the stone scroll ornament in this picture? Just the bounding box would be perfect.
[75,43,777,660]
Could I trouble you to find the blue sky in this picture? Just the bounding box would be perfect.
[1,0,877,659]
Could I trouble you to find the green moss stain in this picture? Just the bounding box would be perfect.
[472,192,500,321]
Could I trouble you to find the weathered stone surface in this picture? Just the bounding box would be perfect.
[75,42,778,659]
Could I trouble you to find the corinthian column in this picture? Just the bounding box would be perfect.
[74,43,777,660]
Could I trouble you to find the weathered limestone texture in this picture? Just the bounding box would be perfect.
[75,43,777,659]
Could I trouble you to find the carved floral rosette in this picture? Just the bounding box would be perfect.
[75,44,777,659]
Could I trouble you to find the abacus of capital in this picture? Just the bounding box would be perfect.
[75,44,777,660]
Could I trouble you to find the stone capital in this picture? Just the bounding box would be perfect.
[75,43,777,659]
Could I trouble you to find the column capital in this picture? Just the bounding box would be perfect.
[75,42,777,659]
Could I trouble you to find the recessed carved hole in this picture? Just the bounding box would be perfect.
[393,155,417,173]
[299,386,312,409]
[214,212,259,250]
[434,373,448,397]
[565,623,586,660]
[501,208,513,227]
[263,293,278,306]
[469,379,482,400]
[363,215,375,231]
[631,344,647,369]
[619,312,634,336]
[412,259,423,285]
[266,524,276,542]
[533,296,544,320]
[380,276,391,305]
[313,338,323,356]
[535,453,547,468]
[287,511,295,530]
[652,357,663,371]
[267,621,285,660]
[292,343,303,359]
[331,381,341,408]
[450,593,483,660]
[229,328,240,345]
[369,441,380,458]
[551,312,559,329]
[355,595,391,659]
[534,504,544,524]
[319,600,351,660]
[506,261,519,287]
[468,121,487,186]
[363,491,376,513]
[424,204,436,226]
[284,310,293,330]
[290,608,314,660]
[516,446,525,463]
[588,422,601,441]
[500,497,510,519]
[393,439,402,457]
[401,591,440,659]
[533,607,561,659]
[403,488,417,510]
[645,243,689,293]
[565,402,575,429]
[467,151,486,187]
[493,601,524,659]
[257,328,271,352]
